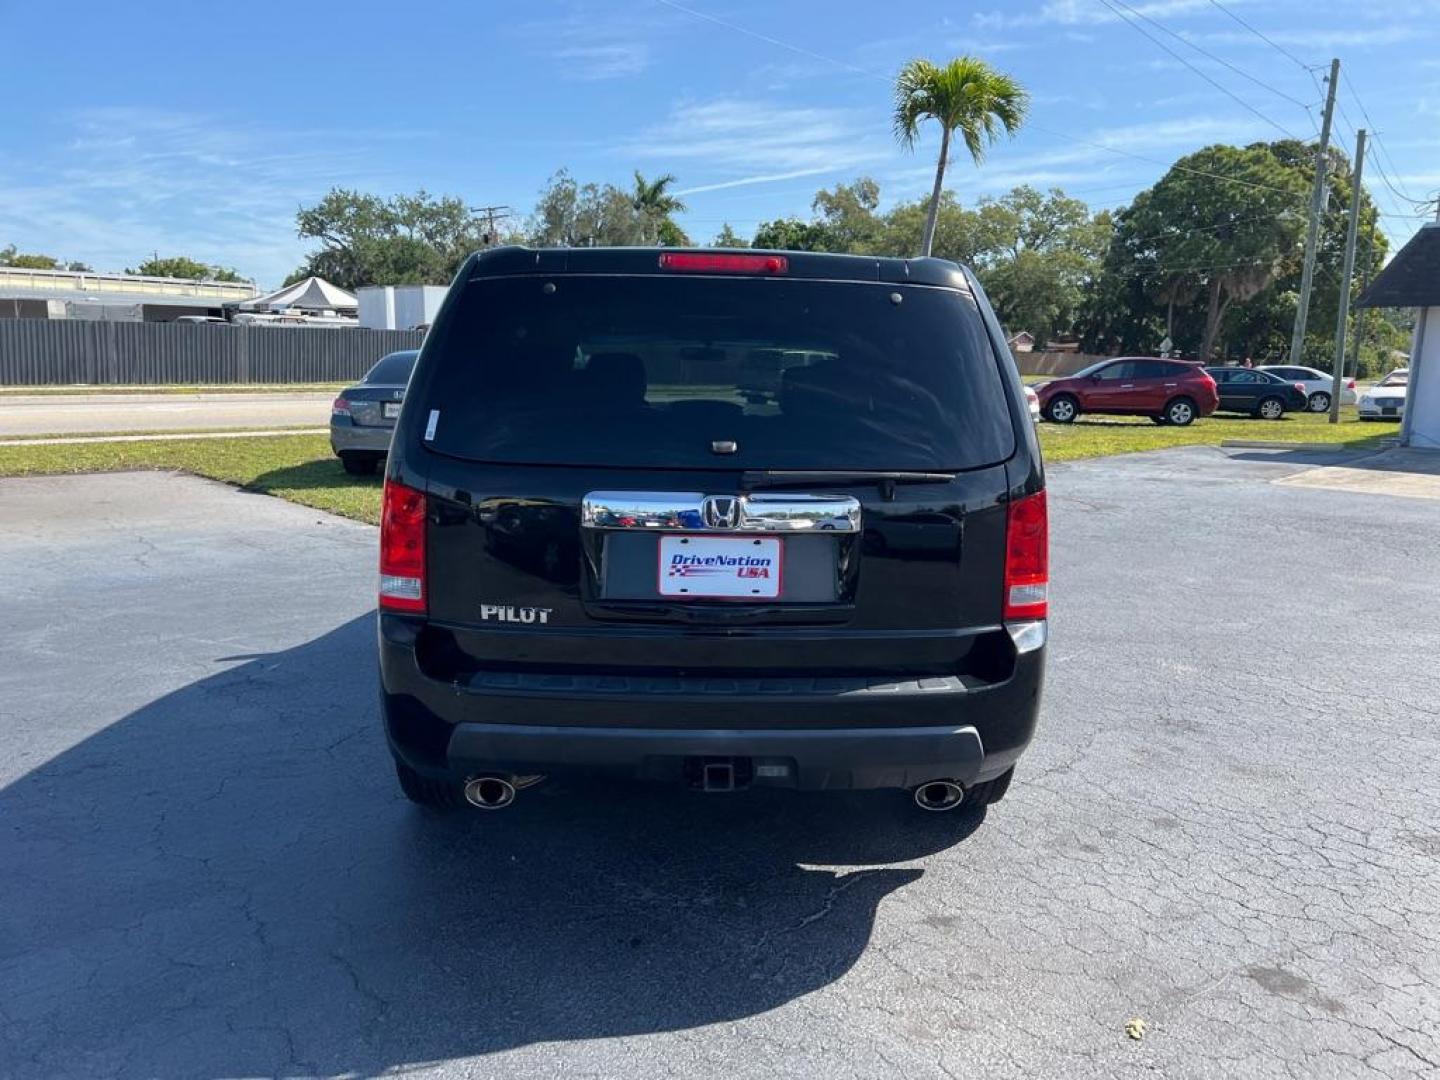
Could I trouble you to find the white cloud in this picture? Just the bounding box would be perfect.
[676,167,850,197]
[0,107,424,285]
[625,99,888,178]
[975,0,1226,31]
[952,38,1025,54]
[1188,26,1419,49]
[552,43,650,81]
[516,5,671,82]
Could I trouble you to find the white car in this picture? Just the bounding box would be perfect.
[1024,383,1040,422]
[1357,369,1409,421]
[1257,365,1358,412]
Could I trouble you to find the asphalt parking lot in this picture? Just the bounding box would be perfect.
[2,449,1437,1079]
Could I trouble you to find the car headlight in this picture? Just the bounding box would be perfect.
[1360,395,1374,406]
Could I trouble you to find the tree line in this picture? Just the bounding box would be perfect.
[7,49,1407,372]
[731,139,1404,372]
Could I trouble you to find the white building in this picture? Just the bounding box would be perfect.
[1356,223,1440,450]
[0,266,258,322]
[358,285,447,330]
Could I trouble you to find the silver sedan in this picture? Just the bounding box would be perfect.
[330,350,418,474]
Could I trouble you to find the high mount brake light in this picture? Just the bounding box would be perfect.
[380,479,426,613]
[1003,490,1048,622]
[658,252,788,275]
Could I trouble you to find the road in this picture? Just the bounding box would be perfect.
[1,450,1437,1079]
[0,391,333,436]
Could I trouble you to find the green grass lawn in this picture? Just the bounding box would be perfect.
[0,434,385,523]
[0,383,346,396]
[1039,408,1394,463]
[0,412,1397,526]
[0,424,325,442]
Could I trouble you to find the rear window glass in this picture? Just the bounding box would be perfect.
[419,275,1015,471]
[365,351,417,384]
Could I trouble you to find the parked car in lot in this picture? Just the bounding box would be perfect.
[1358,369,1410,421]
[1205,367,1309,419]
[378,247,1046,817]
[1037,357,1218,426]
[1257,364,1358,412]
[330,349,419,474]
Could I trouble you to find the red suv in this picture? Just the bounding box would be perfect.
[1037,357,1219,426]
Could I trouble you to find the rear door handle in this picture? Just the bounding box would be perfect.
[1120,383,1135,388]
[1164,382,1177,387]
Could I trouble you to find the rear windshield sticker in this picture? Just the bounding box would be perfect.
[424,409,439,441]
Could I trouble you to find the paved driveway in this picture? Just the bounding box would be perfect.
[1,450,1437,1079]
[0,391,333,436]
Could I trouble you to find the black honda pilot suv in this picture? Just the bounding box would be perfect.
[378,247,1046,816]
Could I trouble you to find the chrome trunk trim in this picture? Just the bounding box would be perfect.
[581,491,862,533]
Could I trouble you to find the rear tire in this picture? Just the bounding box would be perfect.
[340,451,379,476]
[968,768,1014,807]
[1308,391,1331,413]
[395,758,463,810]
[1163,397,1197,426]
[1256,396,1285,420]
[1045,394,1079,424]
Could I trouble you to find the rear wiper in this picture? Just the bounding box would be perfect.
[740,470,957,500]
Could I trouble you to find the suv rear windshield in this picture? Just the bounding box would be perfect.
[420,274,1015,471]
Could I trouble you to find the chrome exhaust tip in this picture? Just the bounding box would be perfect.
[464,775,517,810]
[913,780,965,812]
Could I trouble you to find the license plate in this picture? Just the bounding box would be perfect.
[1383,407,1397,416]
[659,535,782,598]
[383,401,402,419]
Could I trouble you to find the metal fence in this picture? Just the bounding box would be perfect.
[0,320,425,385]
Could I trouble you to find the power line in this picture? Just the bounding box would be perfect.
[1339,70,1432,209]
[1124,210,1303,247]
[657,0,1313,205]
[1102,0,1316,117]
[1204,0,1313,70]
[1095,0,1304,140]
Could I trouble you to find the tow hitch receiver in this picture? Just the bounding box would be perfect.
[685,756,753,792]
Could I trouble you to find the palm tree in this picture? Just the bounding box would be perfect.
[893,57,1029,257]
[631,172,687,245]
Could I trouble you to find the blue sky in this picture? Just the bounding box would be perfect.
[2,0,1436,286]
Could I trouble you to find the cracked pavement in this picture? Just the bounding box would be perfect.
[1,449,1437,1078]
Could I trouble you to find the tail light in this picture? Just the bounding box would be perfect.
[1295,383,1307,395]
[659,252,787,275]
[1004,490,1048,621]
[1346,378,1356,390]
[331,395,351,418]
[380,479,426,613]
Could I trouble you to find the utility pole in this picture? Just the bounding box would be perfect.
[1289,57,1341,366]
[1329,128,1365,424]
[1349,223,1375,377]
[470,205,513,247]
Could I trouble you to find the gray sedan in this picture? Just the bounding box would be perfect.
[330,350,418,475]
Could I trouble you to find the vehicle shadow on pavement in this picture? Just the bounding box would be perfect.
[0,615,982,1077]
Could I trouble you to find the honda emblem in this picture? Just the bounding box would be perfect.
[701,496,741,530]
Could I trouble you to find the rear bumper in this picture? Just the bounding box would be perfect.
[448,722,985,790]
[330,421,395,455]
[378,614,1045,791]
[1357,403,1404,418]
